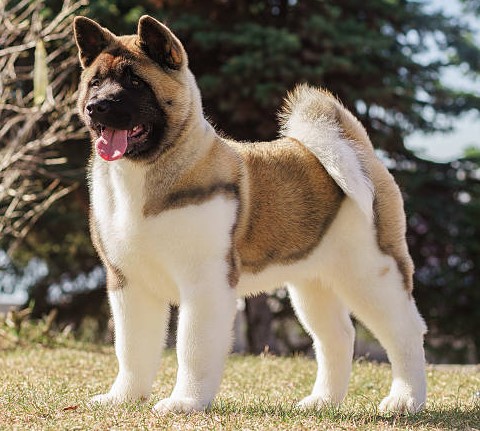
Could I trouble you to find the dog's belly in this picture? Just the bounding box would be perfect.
[236,197,396,297]
[236,241,325,297]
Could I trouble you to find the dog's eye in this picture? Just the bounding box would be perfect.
[91,78,101,88]
[130,74,143,87]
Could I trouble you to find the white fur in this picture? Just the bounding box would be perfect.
[288,282,355,408]
[91,157,426,415]
[91,158,238,412]
[236,199,426,412]
[90,287,170,404]
[281,89,374,221]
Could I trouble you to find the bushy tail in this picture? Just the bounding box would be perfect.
[279,84,374,221]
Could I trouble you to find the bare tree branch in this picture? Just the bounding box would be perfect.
[0,0,87,254]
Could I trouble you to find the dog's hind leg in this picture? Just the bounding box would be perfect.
[337,271,427,414]
[321,200,427,414]
[90,284,170,404]
[289,281,355,409]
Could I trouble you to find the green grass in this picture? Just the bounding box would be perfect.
[1,339,479,431]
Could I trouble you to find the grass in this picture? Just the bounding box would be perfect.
[0,318,479,430]
[1,345,479,430]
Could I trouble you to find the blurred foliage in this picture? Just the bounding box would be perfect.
[0,302,109,349]
[2,0,480,361]
[398,155,480,362]
[0,306,71,349]
[462,0,480,15]
[0,0,95,311]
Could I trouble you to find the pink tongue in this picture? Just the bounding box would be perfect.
[95,128,128,161]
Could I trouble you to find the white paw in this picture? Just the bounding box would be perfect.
[152,397,207,415]
[379,393,424,414]
[297,395,337,410]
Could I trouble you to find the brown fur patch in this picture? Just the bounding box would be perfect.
[232,137,345,273]
[164,183,239,209]
[227,248,241,287]
[379,266,390,277]
[142,136,243,214]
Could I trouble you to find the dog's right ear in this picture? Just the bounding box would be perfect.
[73,16,115,68]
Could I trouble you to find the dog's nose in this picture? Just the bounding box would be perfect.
[86,100,110,116]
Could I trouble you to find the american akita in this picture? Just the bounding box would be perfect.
[73,15,427,414]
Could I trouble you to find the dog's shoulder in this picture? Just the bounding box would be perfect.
[143,136,244,216]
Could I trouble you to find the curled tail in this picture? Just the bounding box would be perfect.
[279,84,374,221]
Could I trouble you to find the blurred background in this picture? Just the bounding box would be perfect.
[1,0,479,364]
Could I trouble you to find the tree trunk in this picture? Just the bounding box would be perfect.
[244,294,278,354]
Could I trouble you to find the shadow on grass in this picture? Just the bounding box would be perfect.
[211,397,480,428]
[389,404,480,429]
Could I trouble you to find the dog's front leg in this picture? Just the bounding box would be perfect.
[153,275,236,414]
[91,285,170,405]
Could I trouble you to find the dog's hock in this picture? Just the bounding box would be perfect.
[137,15,186,70]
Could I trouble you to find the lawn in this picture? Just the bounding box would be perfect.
[1,339,479,431]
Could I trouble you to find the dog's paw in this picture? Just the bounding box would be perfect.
[297,395,336,410]
[152,397,206,415]
[379,394,424,414]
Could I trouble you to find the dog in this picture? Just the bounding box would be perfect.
[73,15,427,414]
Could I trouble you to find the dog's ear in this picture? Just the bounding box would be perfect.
[137,16,186,70]
[73,16,115,68]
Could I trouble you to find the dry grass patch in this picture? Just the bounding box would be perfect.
[1,342,479,430]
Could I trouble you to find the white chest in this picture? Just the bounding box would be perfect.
[91,161,144,259]
[91,159,237,298]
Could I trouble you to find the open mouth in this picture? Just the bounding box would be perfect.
[95,123,151,161]
[98,124,150,145]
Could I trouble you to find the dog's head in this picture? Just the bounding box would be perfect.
[74,16,194,162]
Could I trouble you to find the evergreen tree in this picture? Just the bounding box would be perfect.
[3,0,479,361]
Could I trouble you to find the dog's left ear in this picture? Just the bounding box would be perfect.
[137,16,186,70]
[74,16,116,68]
